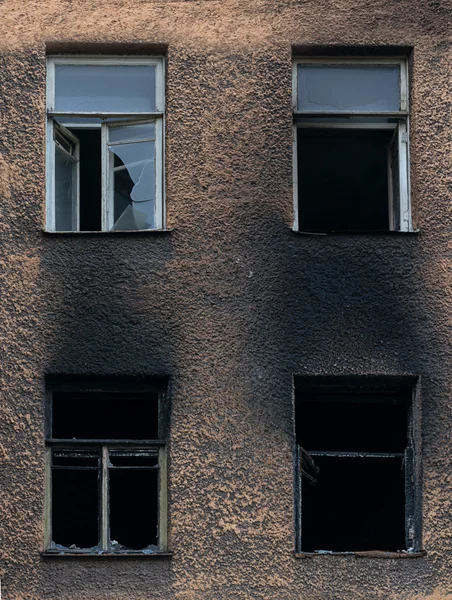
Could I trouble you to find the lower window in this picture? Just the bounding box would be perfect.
[294,377,420,554]
[45,381,168,554]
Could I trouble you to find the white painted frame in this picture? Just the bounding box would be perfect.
[292,57,412,232]
[46,56,165,232]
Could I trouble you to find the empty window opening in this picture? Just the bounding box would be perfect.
[110,467,158,550]
[298,128,394,232]
[295,379,418,553]
[52,391,160,440]
[52,452,99,549]
[46,384,167,554]
[74,128,102,231]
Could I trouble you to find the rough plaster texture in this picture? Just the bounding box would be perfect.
[0,0,451,598]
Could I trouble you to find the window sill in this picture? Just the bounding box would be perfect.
[294,550,426,559]
[41,550,173,559]
[42,229,174,236]
[291,229,419,237]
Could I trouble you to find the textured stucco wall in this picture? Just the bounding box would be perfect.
[0,0,451,598]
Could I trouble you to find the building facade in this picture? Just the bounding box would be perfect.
[1,0,452,598]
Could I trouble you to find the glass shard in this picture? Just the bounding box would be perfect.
[109,141,156,231]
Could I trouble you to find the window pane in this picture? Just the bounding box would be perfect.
[109,469,158,550]
[52,468,99,549]
[55,146,77,231]
[109,123,155,144]
[54,65,156,113]
[298,65,400,112]
[109,141,156,231]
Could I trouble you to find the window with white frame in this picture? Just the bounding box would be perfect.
[292,58,411,233]
[46,57,164,232]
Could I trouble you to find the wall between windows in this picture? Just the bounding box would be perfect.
[0,0,451,598]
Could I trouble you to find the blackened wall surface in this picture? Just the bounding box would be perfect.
[0,0,451,598]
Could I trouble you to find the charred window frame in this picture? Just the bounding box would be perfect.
[294,377,421,555]
[46,56,165,232]
[292,58,412,233]
[44,381,168,555]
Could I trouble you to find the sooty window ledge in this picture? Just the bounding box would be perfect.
[294,550,426,559]
[43,229,174,236]
[41,550,173,559]
[291,229,420,237]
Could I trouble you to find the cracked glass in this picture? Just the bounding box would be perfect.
[108,123,156,231]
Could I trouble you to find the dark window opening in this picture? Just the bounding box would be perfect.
[52,467,99,549]
[71,128,102,231]
[297,128,394,232]
[295,380,416,553]
[110,468,159,550]
[52,391,160,440]
[47,385,167,554]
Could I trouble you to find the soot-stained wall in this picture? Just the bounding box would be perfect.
[0,0,451,598]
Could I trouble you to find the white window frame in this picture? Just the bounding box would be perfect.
[292,57,412,233]
[46,56,165,232]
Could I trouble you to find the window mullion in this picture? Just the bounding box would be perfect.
[101,445,109,551]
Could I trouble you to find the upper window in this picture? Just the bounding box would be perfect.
[44,381,168,554]
[293,58,412,233]
[46,57,165,232]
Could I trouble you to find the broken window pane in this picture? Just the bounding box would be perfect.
[53,450,99,468]
[109,468,158,549]
[54,145,77,231]
[109,451,159,468]
[298,65,400,112]
[52,392,160,440]
[109,141,156,231]
[54,65,157,113]
[52,467,99,549]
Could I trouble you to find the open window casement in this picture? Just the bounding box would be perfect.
[104,120,161,231]
[52,123,80,232]
[46,57,165,232]
[292,58,412,233]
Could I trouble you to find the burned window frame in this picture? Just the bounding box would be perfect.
[292,57,412,233]
[44,381,168,555]
[294,376,422,555]
[45,56,165,232]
